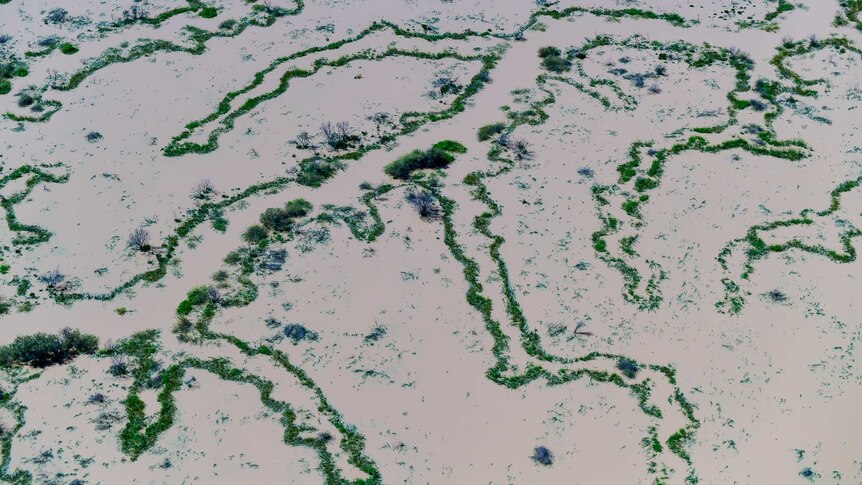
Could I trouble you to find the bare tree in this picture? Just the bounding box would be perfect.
[295,131,314,149]
[335,121,351,139]
[40,267,65,287]
[190,178,214,199]
[46,69,66,88]
[127,228,151,251]
[320,122,338,147]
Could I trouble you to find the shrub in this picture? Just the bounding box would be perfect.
[477,122,506,141]
[260,198,311,232]
[297,158,340,187]
[0,80,10,95]
[199,6,218,18]
[537,46,561,58]
[211,270,230,283]
[86,131,103,142]
[767,289,787,302]
[749,99,767,111]
[108,355,129,376]
[218,18,237,29]
[532,446,553,466]
[260,208,294,232]
[283,323,311,342]
[432,140,467,153]
[0,328,98,368]
[17,93,34,108]
[58,43,78,55]
[384,147,455,180]
[616,357,638,379]
[283,198,312,218]
[0,298,11,315]
[44,8,69,24]
[242,224,268,244]
[405,189,439,219]
[541,55,571,73]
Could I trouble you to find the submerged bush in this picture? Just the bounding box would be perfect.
[616,357,639,379]
[384,147,454,180]
[532,446,553,466]
[0,328,98,368]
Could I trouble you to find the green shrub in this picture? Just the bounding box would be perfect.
[59,43,78,55]
[176,299,193,316]
[384,147,455,180]
[260,198,312,231]
[296,159,340,187]
[260,207,294,232]
[538,46,562,58]
[0,328,98,368]
[0,79,10,95]
[283,198,312,218]
[199,7,218,18]
[432,140,467,154]
[541,55,571,73]
[242,224,268,244]
[477,122,506,141]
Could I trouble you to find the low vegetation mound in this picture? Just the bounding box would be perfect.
[384,141,466,180]
[0,328,98,367]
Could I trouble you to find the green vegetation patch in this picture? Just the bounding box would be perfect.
[384,146,456,180]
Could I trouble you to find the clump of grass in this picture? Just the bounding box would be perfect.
[432,140,467,153]
[477,122,506,141]
[0,328,98,368]
[766,289,787,302]
[58,43,79,55]
[384,147,455,180]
